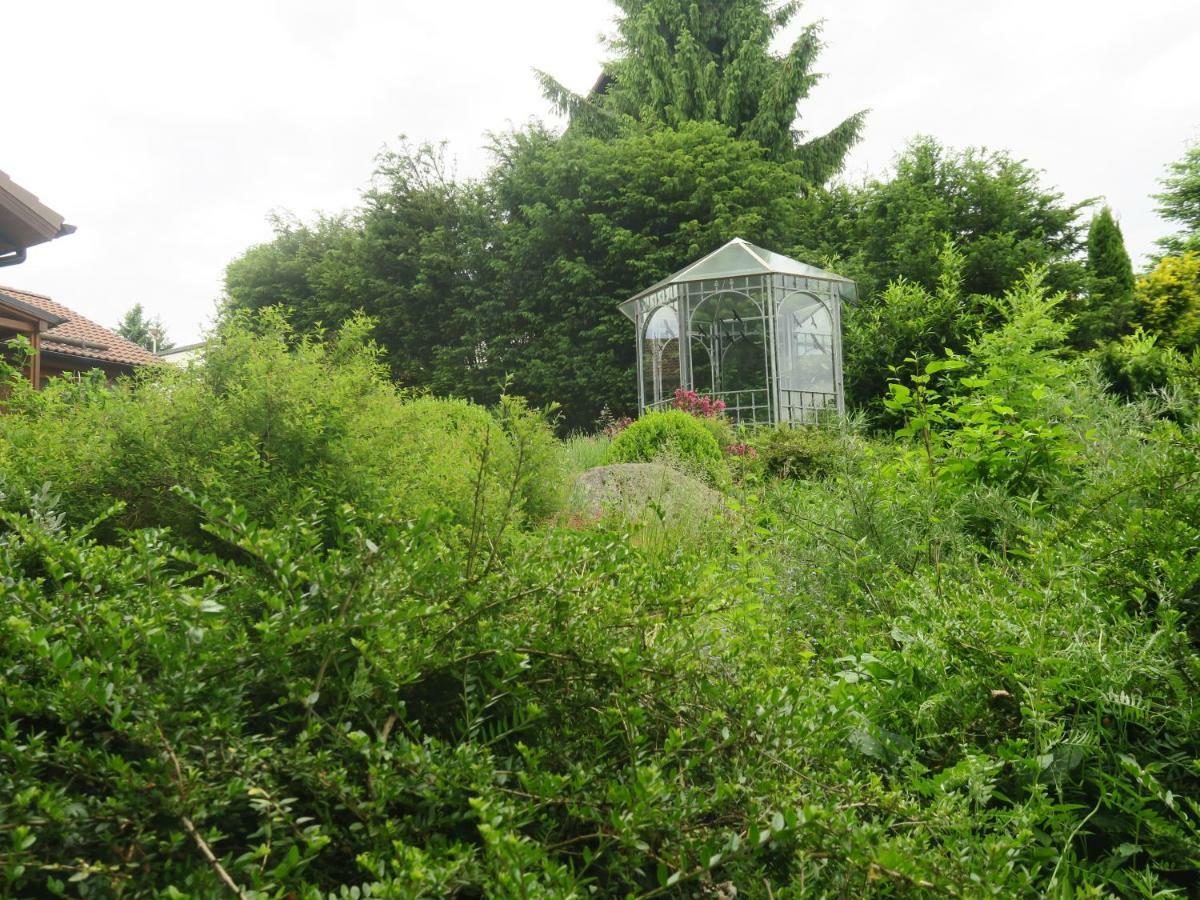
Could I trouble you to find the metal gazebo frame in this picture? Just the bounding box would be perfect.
[619,238,857,426]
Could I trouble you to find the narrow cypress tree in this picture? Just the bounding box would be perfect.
[1076,206,1136,347]
[537,0,865,182]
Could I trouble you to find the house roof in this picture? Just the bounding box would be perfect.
[0,285,158,367]
[0,289,66,327]
[0,170,75,254]
[620,238,856,317]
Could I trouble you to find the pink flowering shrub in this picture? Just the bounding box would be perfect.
[672,388,725,419]
[724,442,757,459]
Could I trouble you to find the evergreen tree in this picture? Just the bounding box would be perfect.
[1075,206,1136,347]
[1154,140,1200,257]
[480,121,813,429]
[115,303,174,353]
[537,0,865,181]
[225,145,491,396]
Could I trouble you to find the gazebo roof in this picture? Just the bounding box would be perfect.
[620,238,854,318]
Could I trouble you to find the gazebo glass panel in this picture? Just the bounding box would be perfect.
[775,291,836,423]
[641,301,680,409]
[688,289,771,423]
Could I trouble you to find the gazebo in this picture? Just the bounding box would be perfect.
[619,238,856,425]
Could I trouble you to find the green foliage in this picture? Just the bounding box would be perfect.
[809,137,1087,303]
[0,311,558,545]
[559,433,612,477]
[115,302,173,352]
[1074,205,1137,347]
[884,269,1083,494]
[605,409,727,484]
[537,0,865,177]
[1137,251,1200,352]
[1154,140,1200,257]
[842,239,982,415]
[1097,329,1184,401]
[224,149,492,397]
[223,212,356,330]
[816,138,1088,413]
[4,292,1200,895]
[751,424,857,481]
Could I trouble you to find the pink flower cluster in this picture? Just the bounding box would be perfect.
[724,443,757,458]
[672,388,726,419]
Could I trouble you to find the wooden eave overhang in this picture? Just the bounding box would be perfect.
[0,170,75,254]
[0,290,66,332]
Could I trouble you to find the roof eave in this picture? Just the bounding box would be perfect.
[0,289,68,327]
[0,171,72,252]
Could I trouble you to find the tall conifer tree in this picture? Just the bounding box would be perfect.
[1076,206,1136,346]
[538,0,865,182]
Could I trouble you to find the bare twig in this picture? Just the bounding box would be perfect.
[157,727,249,899]
[179,815,250,900]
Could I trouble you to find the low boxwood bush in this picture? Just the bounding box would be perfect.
[605,409,727,485]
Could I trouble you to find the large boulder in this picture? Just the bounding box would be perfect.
[571,463,724,523]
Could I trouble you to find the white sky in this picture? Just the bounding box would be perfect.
[5,0,1198,345]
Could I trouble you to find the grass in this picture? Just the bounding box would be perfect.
[559,432,611,476]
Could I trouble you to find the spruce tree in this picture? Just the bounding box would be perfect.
[116,303,173,353]
[537,0,865,182]
[1077,206,1136,347]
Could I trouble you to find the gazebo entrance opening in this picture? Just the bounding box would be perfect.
[620,238,855,426]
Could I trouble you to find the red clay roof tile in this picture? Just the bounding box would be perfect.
[0,285,159,367]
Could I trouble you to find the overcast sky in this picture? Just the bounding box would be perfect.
[5,0,1198,345]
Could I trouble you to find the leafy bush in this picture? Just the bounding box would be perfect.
[1137,251,1200,352]
[605,410,727,485]
[670,390,735,449]
[386,393,563,533]
[1098,329,1183,400]
[0,312,559,546]
[751,425,856,480]
[885,269,1085,495]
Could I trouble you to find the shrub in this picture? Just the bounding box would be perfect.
[752,425,854,480]
[884,269,1085,495]
[6,283,1200,896]
[0,311,556,545]
[385,396,523,539]
[605,410,727,485]
[1137,251,1200,351]
[1097,329,1182,400]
